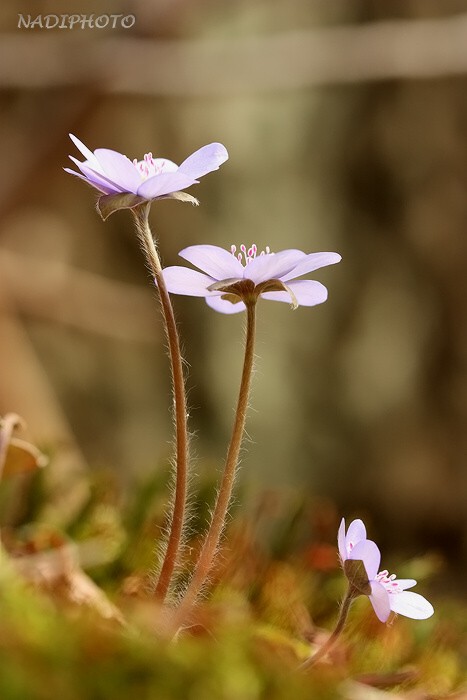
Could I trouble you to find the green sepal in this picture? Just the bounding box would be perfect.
[96,193,146,220]
[207,278,244,292]
[97,190,199,220]
[158,191,199,206]
[343,559,372,596]
[220,294,244,305]
[256,278,299,309]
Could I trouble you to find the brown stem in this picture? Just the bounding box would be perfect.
[171,301,257,630]
[132,205,189,602]
[300,586,355,670]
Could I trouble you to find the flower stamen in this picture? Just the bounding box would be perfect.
[133,154,173,181]
[376,570,403,594]
[230,242,274,266]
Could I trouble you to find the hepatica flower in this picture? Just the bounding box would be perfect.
[65,134,228,218]
[162,243,341,313]
[338,518,434,622]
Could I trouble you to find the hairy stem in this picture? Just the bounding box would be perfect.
[132,204,189,602]
[300,586,355,670]
[172,301,257,630]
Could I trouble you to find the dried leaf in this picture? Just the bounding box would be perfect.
[2,437,47,477]
[12,541,125,625]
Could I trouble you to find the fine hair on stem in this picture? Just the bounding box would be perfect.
[131,204,190,602]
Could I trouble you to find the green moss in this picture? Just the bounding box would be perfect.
[1,474,466,699]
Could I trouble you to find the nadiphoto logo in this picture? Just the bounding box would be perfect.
[18,14,136,30]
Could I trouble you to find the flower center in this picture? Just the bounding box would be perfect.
[133,153,172,181]
[376,570,402,594]
[230,243,273,266]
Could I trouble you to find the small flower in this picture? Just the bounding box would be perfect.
[338,517,368,560]
[162,243,341,313]
[65,134,228,218]
[338,518,434,622]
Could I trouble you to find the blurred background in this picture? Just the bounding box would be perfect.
[0,0,466,575]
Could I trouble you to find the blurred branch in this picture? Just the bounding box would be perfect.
[2,14,467,94]
[0,248,159,343]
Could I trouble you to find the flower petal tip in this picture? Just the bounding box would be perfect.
[66,136,223,206]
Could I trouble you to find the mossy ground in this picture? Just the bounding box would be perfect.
[0,470,466,700]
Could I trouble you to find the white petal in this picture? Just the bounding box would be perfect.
[350,539,381,581]
[260,281,328,307]
[394,579,417,591]
[369,581,391,622]
[150,158,178,173]
[338,519,347,561]
[179,143,229,178]
[162,266,213,296]
[69,134,103,172]
[281,252,342,281]
[68,157,124,194]
[245,249,305,284]
[346,519,367,548]
[94,148,142,193]
[389,591,434,619]
[137,172,196,199]
[179,245,244,280]
[205,295,246,314]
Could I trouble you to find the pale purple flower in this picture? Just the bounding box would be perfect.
[338,518,434,622]
[162,243,341,313]
[65,134,228,201]
[338,517,369,560]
